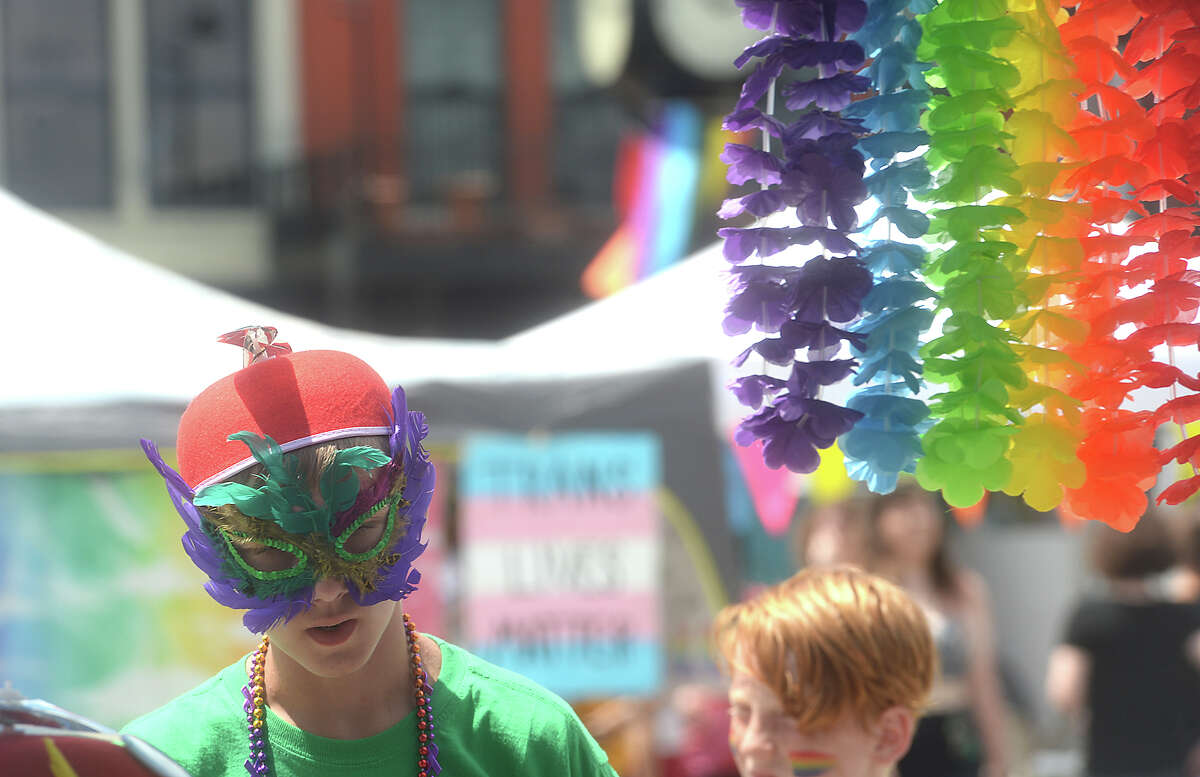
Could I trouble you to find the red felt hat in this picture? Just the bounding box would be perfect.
[177,349,393,489]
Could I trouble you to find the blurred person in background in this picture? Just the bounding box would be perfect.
[868,482,1010,777]
[656,684,740,777]
[122,328,616,777]
[713,566,935,777]
[793,496,871,569]
[1045,511,1200,777]
[1163,508,1200,604]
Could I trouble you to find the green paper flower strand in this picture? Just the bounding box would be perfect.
[914,0,1030,507]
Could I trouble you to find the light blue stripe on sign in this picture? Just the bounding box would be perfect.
[473,638,662,700]
[459,433,662,498]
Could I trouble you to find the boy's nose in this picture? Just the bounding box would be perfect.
[312,575,349,603]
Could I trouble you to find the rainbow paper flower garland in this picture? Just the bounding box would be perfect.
[721,0,1200,529]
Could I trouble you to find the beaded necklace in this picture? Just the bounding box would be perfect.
[241,612,441,776]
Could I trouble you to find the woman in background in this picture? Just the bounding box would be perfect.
[794,495,871,569]
[1164,509,1200,604]
[868,482,1010,777]
[1046,511,1200,777]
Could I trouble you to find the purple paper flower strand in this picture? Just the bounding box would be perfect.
[720,0,873,473]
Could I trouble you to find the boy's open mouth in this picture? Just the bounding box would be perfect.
[306,619,357,645]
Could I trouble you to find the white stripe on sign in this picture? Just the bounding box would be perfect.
[463,537,660,596]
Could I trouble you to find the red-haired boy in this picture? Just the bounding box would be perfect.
[715,566,935,777]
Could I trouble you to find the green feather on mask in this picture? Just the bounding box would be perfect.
[193,432,389,537]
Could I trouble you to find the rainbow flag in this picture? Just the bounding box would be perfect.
[789,750,837,777]
[582,101,704,298]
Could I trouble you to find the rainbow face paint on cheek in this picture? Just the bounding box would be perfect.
[789,750,836,777]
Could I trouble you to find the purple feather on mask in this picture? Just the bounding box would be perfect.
[141,439,226,582]
[141,438,300,630]
[242,597,314,634]
[352,385,437,607]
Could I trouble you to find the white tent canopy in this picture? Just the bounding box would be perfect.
[0,188,742,419]
[2,187,1192,422]
[0,189,500,408]
[501,241,734,377]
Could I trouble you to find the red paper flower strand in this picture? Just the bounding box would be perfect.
[1056,0,1200,528]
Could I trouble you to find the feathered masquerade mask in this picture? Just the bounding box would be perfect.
[141,327,436,632]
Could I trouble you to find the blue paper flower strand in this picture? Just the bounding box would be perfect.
[719,0,874,474]
[840,0,937,494]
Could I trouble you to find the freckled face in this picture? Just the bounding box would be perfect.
[727,671,880,777]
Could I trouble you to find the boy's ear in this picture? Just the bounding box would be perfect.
[871,706,917,766]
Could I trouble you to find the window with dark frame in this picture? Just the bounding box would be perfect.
[144,0,254,207]
[1,0,113,209]
[550,0,622,207]
[402,0,503,204]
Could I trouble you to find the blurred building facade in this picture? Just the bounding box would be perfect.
[0,0,751,337]
[0,0,626,336]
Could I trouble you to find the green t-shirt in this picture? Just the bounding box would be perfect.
[122,637,618,777]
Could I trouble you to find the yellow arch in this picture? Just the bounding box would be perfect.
[656,486,730,612]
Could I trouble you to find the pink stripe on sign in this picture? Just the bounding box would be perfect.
[465,591,660,643]
[460,494,657,542]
